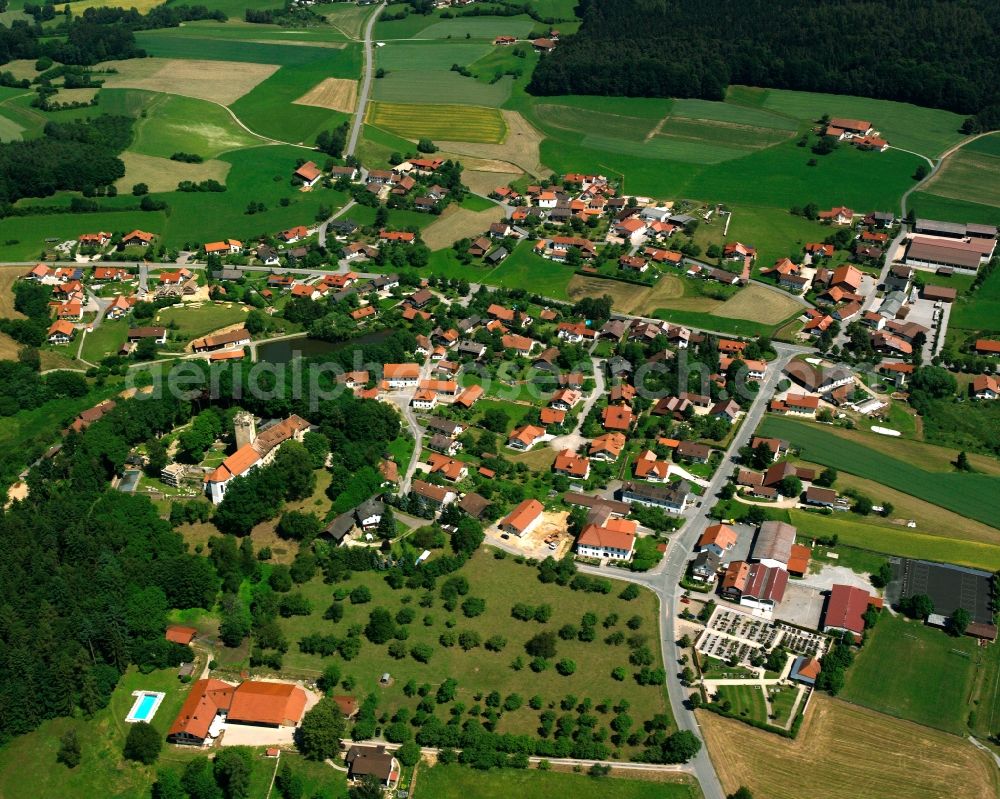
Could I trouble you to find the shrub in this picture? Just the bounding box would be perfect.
[123,722,162,765]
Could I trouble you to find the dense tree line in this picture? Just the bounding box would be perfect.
[0,394,219,744]
[0,114,132,206]
[528,0,1000,115]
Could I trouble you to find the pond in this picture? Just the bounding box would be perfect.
[256,330,394,364]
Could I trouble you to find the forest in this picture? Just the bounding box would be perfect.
[528,0,1000,116]
[0,115,132,206]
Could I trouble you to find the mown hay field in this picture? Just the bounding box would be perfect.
[293,77,358,113]
[367,101,506,144]
[712,283,802,323]
[439,109,545,176]
[421,204,504,251]
[566,274,652,315]
[101,58,279,105]
[922,140,1000,209]
[114,152,231,194]
[698,696,998,799]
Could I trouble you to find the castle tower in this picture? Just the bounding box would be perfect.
[233,410,256,450]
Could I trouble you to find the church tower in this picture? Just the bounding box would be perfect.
[233,410,256,450]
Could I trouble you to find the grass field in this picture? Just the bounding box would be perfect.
[921,133,1000,209]
[714,684,769,725]
[480,241,572,299]
[437,109,545,176]
[758,416,1000,530]
[566,274,652,314]
[368,101,506,144]
[950,266,1000,332]
[698,695,998,799]
[841,614,983,735]
[421,203,504,251]
[81,318,128,363]
[275,550,671,754]
[101,57,279,105]
[129,93,265,159]
[907,190,1000,228]
[415,765,700,799]
[324,1,373,39]
[116,152,231,194]
[155,302,249,341]
[374,70,513,107]
[740,85,968,157]
[726,205,836,267]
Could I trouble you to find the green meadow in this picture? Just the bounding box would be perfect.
[841,614,984,736]
[417,765,700,799]
[758,416,1000,530]
[130,93,264,159]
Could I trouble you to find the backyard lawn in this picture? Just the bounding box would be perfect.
[155,302,251,341]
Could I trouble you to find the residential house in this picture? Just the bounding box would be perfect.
[427,453,469,483]
[601,405,634,432]
[697,523,737,557]
[769,393,820,416]
[633,449,670,482]
[105,295,133,320]
[410,479,456,508]
[121,230,154,247]
[710,399,741,424]
[127,326,167,344]
[617,480,690,513]
[589,431,626,461]
[379,230,415,244]
[818,206,855,225]
[92,266,129,281]
[47,319,75,344]
[382,363,420,388]
[553,449,590,480]
[508,424,545,450]
[205,239,243,256]
[675,441,711,463]
[345,745,399,788]
[805,486,838,506]
[972,375,999,400]
[192,328,251,353]
[576,519,637,561]
[690,550,721,583]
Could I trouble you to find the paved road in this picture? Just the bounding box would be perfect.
[347,2,384,159]
[581,343,805,799]
[384,354,433,495]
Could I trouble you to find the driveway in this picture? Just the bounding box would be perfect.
[548,356,605,453]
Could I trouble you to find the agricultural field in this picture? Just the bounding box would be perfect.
[921,133,1000,210]
[711,283,803,324]
[907,190,1000,228]
[758,416,1000,529]
[566,274,654,315]
[115,152,231,194]
[324,1,374,40]
[293,77,358,113]
[421,203,504,251]
[416,764,701,799]
[367,101,506,144]
[698,696,998,799]
[273,550,671,757]
[101,58,279,105]
[841,614,986,735]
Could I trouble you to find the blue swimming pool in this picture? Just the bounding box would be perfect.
[133,693,157,721]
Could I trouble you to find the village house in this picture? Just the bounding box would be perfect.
[192,328,251,353]
[410,479,456,508]
[576,518,637,561]
[205,239,243,256]
[633,449,670,482]
[589,431,626,461]
[553,449,591,480]
[818,206,855,225]
[499,498,543,537]
[508,424,545,450]
[47,319,75,344]
[617,480,691,513]
[972,375,999,400]
[92,266,129,282]
[294,161,323,187]
[346,746,399,788]
[426,452,469,483]
[382,363,420,388]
